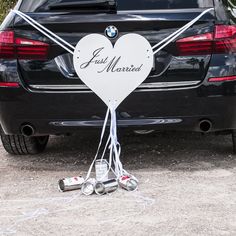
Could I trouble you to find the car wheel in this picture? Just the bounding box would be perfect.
[0,134,49,155]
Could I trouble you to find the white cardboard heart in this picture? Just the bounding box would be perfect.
[73,33,153,108]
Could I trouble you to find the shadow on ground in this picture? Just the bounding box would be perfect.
[4,131,236,172]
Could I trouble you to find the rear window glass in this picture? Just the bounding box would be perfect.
[19,0,214,12]
[118,0,214,10]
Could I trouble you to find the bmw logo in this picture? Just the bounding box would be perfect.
[105,26,118,39]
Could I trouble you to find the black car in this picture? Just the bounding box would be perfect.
[0,0,236,155]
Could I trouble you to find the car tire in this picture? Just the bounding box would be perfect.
[0,134,49,155]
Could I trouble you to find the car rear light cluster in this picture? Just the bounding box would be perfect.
[0,82,20,87]
[0,31,49,60]
[176,25,236,56]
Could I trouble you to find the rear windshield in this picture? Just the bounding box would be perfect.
[18,0,214,12]
[118,0,214,10]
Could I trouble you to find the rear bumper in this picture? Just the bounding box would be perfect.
[1,82,236,135]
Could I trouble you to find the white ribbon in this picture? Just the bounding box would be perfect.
[85,108,110,180]
[11,8,214,56]
[152,8,214,54]
[10,8,214,181]
[11,10,75,55]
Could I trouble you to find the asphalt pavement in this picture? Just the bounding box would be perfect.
[0,131,236,235]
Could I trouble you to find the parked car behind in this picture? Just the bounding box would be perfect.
[1,0,236,155]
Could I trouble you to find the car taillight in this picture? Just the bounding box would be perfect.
[0,82,20,88]
[176,25,236,56]
[0,31,49,60]
[176,32,213,56]
[214,25,236,54]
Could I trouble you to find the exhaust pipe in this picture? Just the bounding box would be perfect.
[199,120,212,133]
[21,124,35,137]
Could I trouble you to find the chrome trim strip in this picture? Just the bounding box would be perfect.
[50,118,183,127]
[29,81,201,90]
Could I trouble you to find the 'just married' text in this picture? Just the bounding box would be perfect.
[79,47,143,73]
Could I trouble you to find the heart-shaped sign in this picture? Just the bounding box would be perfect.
[73,33,153,108]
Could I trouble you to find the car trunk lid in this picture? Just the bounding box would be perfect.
[12,2,215,90]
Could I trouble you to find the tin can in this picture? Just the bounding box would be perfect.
[95,179,118,195]
[119,175,138,192]
[81,178,97,196]
[58,176,85,192]
[95,159,108,181]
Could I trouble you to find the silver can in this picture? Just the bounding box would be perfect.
[95,179,118,195]
[58,176,85,192]
[95,159,108,181]
[81,178,97,196]
[119,175,138,192]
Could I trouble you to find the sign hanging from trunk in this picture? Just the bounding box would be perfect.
[73,33,153,107]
